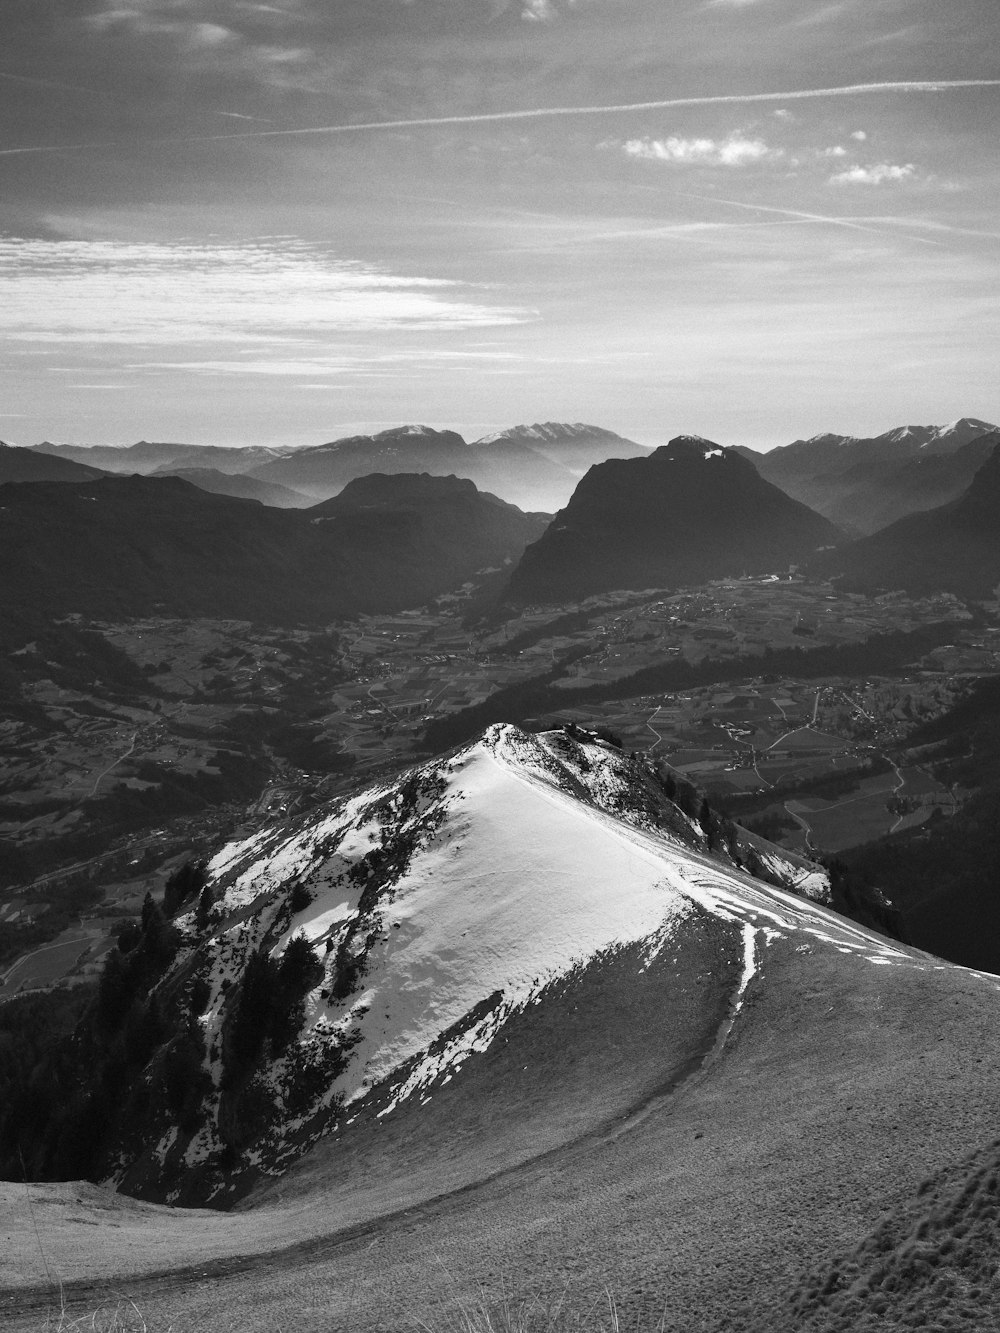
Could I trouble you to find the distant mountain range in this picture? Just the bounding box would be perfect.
[0,472,547,623]
[249,421,647,512]
[29,439,296,476]
[11,419,1000,605]
[15,423,649,514]
[507,435,841,604]
[740,417,1000,535]
[151,466,311,509]
[814,439,1000,598]
[0,441,105,486]
[474,420,649,475]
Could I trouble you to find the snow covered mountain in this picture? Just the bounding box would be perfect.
[246,423,572,511]
[474,422,649,475]
[10,725,1000,1333]
[745,417,1000,535]
[249,421,649,511]
[94,722,869,1205]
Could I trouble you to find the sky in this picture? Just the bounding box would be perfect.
[1,0,998,451]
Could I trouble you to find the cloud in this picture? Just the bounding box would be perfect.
[829,162,917,185]
[623,134,781,166]
[0,237,532,345]
[4,79,999,158]
[822,145,848,158]
[851,130,868,140]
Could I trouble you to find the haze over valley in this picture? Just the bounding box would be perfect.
[4,0,1000,1328]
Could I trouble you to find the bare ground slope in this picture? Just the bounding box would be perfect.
[5,899,1000,1331]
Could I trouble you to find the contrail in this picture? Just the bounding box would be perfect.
[683,193,944,246]
[1,77,998,157]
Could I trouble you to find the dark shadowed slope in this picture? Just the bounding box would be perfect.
[152,465,312,508]
[746,418,999,535]
[0,441,105,485]
[507,435,841,605]
[813,442,1000,598]
[4,728,1000,1333]
[0,472,548,623]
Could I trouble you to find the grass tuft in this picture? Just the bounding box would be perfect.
[43,1297,160,1333]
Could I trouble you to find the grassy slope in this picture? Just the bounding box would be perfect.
[5,892,1000,1331]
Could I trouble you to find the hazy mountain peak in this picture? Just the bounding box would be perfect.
[475,421,623,445]
[372,424,463,442]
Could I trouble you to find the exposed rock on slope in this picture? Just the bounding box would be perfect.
[52,724,830,1206]
[507,435,841,604]
[8,727,1000,1333]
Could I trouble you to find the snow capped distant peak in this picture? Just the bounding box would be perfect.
[790,433,854,448]
[375,424,441,439]
[475,422,609,445]
[923,417,997,446]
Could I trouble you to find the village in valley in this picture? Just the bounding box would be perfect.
[2,573,998,996]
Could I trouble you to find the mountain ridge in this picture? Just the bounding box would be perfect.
[6,723,1000,1333]
[0,471,547,623]
[746,417,1000,535]
[814,440,1000,597]
[507,435,841,604]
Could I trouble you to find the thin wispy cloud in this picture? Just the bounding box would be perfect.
[2,79,998,157]
[0,238,532,344]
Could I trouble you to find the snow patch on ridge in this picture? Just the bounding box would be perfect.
[182,723,920,1174]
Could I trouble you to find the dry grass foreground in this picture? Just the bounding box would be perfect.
[6,922,1000,1331]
